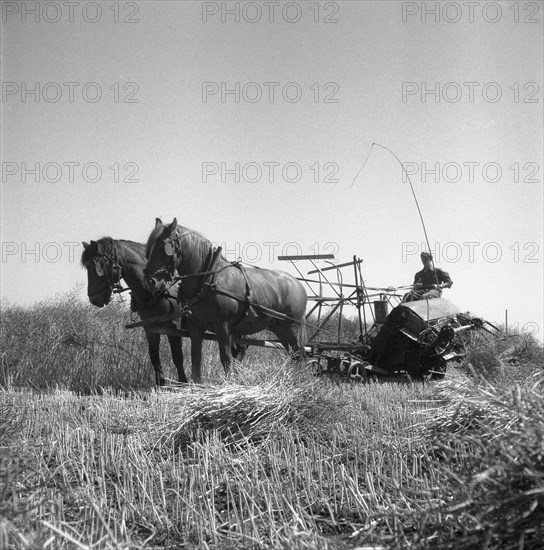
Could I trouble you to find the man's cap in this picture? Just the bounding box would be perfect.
[420,251,433,260]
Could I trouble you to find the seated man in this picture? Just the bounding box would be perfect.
[403,251,453,302]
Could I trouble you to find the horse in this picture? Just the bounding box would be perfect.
[81,237,188,386]
[144,218,307,383]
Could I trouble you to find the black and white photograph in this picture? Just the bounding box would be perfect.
[1,1,543,548]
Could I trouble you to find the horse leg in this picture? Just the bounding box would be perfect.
[232,343,247,362]
[214,322,233,375]
[188,324,204,384]
[271,321,305,360]
[145,330,165,386]
[167,335,187,384]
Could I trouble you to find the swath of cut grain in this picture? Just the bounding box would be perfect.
[153,382,300,449]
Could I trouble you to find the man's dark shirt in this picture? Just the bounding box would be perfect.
[413,267,452,288]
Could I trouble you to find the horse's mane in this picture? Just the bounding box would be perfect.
[182,229,214,268]
[81,237,145,267]
[145,226,164,259]
[119,240,146,262]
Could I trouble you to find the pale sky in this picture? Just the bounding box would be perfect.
[1,1,543,338]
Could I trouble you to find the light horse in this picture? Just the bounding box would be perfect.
[81,237,188,385]
[144,218,307,383]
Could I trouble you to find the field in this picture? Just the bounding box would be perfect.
[1,291,543,549]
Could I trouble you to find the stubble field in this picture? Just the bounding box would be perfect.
[1,293,543,549]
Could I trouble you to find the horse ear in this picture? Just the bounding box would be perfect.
[90,240,99,250]
[155,218,163,227]
[82,242,90,249]
[171,218,178,230]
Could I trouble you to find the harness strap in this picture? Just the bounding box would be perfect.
[209,262,255,329]
[209,283,289,321]
[177,246,224,313]
[173,251,286,327]
[234,262,253,306]
[177,259,259,326]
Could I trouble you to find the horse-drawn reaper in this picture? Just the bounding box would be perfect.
[279,253,499,381]
[84,220,497,385]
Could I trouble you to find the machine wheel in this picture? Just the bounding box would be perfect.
[348,361,369,383]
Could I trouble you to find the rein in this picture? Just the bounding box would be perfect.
[173,263,235,282]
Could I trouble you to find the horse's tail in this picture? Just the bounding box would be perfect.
[295,315,307,356]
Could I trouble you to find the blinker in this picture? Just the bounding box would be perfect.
[94,258,105,277]
[164,240,174,256]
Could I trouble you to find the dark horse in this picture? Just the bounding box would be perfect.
[144,218,307,383]
[81,238,188,385]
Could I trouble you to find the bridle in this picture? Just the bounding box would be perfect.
[93,238,124,291]
[145,229,197,285]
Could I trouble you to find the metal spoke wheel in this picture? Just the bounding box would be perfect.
[347,361,369,383]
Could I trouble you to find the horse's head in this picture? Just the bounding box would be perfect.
[81,238,123,307]
[144,218,180,293]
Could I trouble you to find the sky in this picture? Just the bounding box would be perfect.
[1,0,543,339]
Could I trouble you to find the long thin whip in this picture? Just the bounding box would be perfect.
[351,142,439,287]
